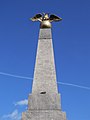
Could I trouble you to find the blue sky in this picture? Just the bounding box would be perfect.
[0,0,90,120]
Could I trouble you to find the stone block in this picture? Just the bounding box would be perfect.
[28,93,61,110]
[22,110,66,120]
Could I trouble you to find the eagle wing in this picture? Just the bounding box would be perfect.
[49,14,62,22]
[31,13,42,21]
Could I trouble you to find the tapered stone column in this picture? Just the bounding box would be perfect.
[22,28,67,120]
[32,28,58,94]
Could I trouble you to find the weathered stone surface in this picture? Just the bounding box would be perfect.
[22,110,66,120]
[28,93,61,110]
[39,28,52,39]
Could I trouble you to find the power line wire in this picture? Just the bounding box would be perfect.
[0,72,33,80]
[0,71,90,90]
[57,82,90,90]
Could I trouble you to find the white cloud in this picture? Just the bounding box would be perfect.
[15,99,28,106]
[2,109,21,120]
[1,99,28,120]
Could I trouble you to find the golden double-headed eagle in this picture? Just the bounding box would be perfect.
[30,13,62,28]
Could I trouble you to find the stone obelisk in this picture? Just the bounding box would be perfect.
[22,13,67,120]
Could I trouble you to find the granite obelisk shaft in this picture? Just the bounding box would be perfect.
[22,28,67,120]
[32,28,58,94]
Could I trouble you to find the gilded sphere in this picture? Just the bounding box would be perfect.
[40,20,52,28]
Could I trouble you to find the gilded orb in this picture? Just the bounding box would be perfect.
[40,20,52,28]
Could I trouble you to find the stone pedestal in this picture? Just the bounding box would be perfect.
[22,110,66,120]
[28,93,61,110]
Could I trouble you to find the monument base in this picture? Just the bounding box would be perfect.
[28,93,61,110]
[22,110,66,120]
[22,93,67,120]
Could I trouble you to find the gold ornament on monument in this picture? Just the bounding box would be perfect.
[30,13,62,28]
